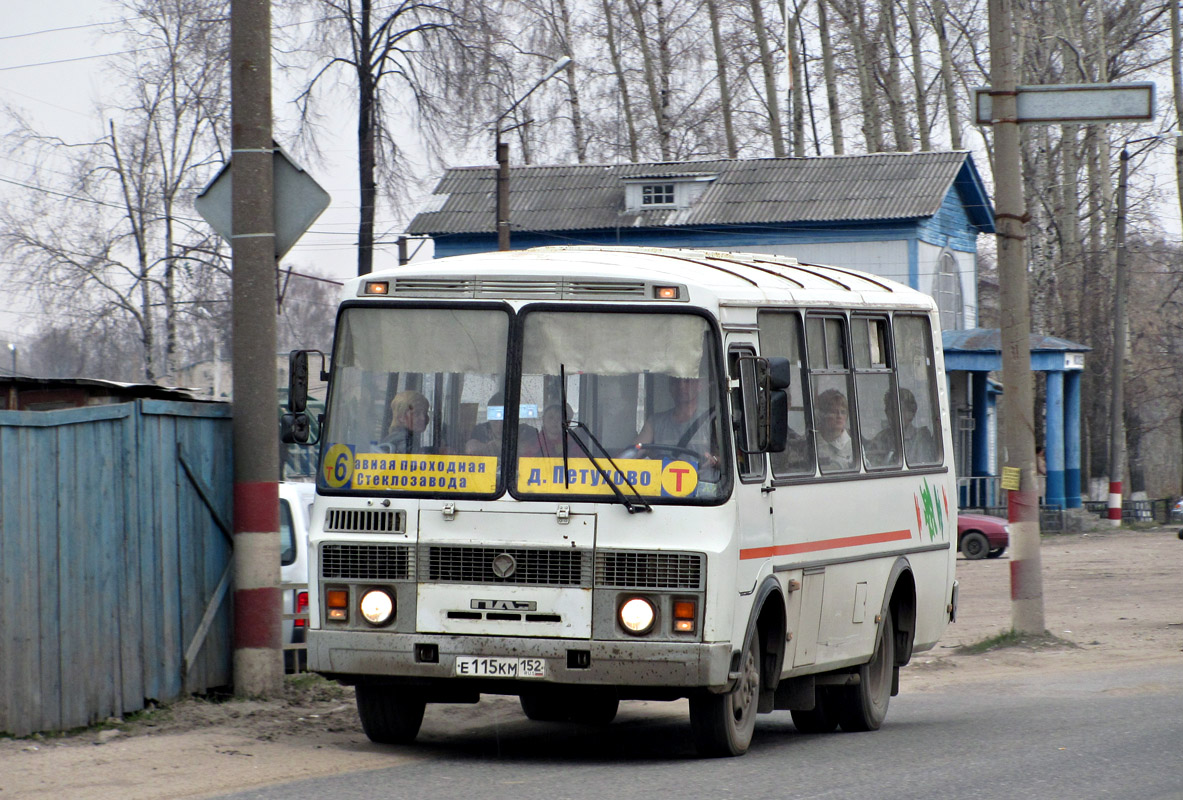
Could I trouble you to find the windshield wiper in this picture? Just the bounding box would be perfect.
[557,365,651,514]
[560,365,571,488]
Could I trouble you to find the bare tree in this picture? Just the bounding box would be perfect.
[284,0,483,275]
[1,0,229,381]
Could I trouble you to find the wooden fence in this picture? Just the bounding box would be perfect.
[0,399,232,737]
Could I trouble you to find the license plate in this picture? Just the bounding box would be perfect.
[454,656,547,679]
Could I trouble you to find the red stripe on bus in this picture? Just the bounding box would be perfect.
[740,529,913,560]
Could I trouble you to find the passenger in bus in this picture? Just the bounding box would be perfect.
[466,393,507,456]
[382,390,431,453]
[815,388,853,470]
[898,388,937,463]
[529,403,576,457]
[466,392,541,457]
[635,376,718,467]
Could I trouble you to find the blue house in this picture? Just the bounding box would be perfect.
[407,151,1085,509]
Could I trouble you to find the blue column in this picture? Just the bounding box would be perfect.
[971,372,990,508]
[1064,370,1082,508]
[1045,370,1065,508]
[972,373,990,475]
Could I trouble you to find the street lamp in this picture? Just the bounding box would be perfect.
[7,342,15,377]
[493,55,572,251]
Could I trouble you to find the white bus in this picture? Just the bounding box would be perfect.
[283,246,958,757]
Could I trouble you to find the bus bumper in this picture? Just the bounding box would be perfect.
[307,629,734,689]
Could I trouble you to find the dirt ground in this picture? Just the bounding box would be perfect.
[2,527,1180,800]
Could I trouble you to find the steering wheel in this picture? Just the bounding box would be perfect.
[619,443,701,461]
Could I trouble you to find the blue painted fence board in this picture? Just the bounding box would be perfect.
[0,399,232,736]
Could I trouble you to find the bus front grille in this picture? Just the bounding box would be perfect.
[423,545,591,587]
[321,543,414,580]
[594,550,704,590]
[324,508,405,534]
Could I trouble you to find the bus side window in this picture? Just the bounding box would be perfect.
[854,316,902,470]
[894,315,943,466]
[806,315,858,473]
[757,310,814,476]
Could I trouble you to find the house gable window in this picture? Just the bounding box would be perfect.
[623,174,716,212]
[641,183,675,206]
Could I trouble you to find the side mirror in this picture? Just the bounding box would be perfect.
[288,350,309,413]
[280,412,310,444]
[758,357,791,452]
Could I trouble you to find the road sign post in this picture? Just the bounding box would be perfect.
[976,63,1156,630]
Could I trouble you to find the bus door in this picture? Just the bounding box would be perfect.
[727,343,774,621]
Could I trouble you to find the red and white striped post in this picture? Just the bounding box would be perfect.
[229,0,283,695]
[1107,481,1123,526]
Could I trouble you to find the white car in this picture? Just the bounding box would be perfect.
[280,481,315,671]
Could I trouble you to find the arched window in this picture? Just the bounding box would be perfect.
[934,249,964,331]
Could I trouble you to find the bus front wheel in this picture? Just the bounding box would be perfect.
[355,683,426,745]
[834,611,894,732]
[690,634,760,757]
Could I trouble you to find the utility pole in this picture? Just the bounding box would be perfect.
[988,0,1044,634]
[1107,151,1130,526]
[492,56,572,251]
[230,0,282,695]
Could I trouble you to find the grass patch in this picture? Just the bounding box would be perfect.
[956,629,1078,655]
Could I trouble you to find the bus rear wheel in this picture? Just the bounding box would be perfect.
[834,612,894,732]
[355,683,426,745]
[689,634,760,757]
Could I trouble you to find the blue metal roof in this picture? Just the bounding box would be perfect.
[408,151,995,236]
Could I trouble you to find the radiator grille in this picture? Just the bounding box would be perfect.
[594,551,704,590]
[321,544,413,580]
[324,508,404,534]
[424,546,590,587]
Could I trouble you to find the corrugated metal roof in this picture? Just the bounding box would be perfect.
[942,328,1090,353]
[408,152,994,235]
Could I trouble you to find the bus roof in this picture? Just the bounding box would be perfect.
[348,246,937,312]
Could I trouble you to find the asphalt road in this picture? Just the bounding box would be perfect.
[213,662,1183,800]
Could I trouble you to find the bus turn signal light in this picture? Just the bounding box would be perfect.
[654,285,679,300]
[326,588,348,621]
[673,600,696,633]
[365,281,389,295]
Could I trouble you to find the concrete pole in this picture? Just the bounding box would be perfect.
[230,0,282,696]
[496,134,510,251]
[1107,150,1130,526]
[988,0,1044,634]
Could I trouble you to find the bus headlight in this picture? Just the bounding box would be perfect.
[619,597,656,635]
[359,589,395,626]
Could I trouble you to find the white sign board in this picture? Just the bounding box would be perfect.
[195,146,330,259]
[974,82,1155,125]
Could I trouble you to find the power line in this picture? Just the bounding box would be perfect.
[0,20,124,42]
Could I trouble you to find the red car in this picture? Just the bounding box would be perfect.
[957,513,1009,560]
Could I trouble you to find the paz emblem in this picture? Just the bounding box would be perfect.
[491,552,517,579]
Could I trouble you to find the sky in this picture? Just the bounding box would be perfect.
[0,0,441,357]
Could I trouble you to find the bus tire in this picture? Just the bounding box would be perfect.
[790,688,839,733]
[568,689,620,725]
[355,683,426,745]
[689,634,760,757]
[835,611,894,732]
[520,689,568,721]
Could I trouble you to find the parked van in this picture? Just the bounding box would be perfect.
[280,481,315,671]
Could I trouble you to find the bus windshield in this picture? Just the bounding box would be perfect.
[515,309,729,503]
[318,304,729,503]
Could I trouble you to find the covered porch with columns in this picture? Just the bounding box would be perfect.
[943,329,1089,510]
